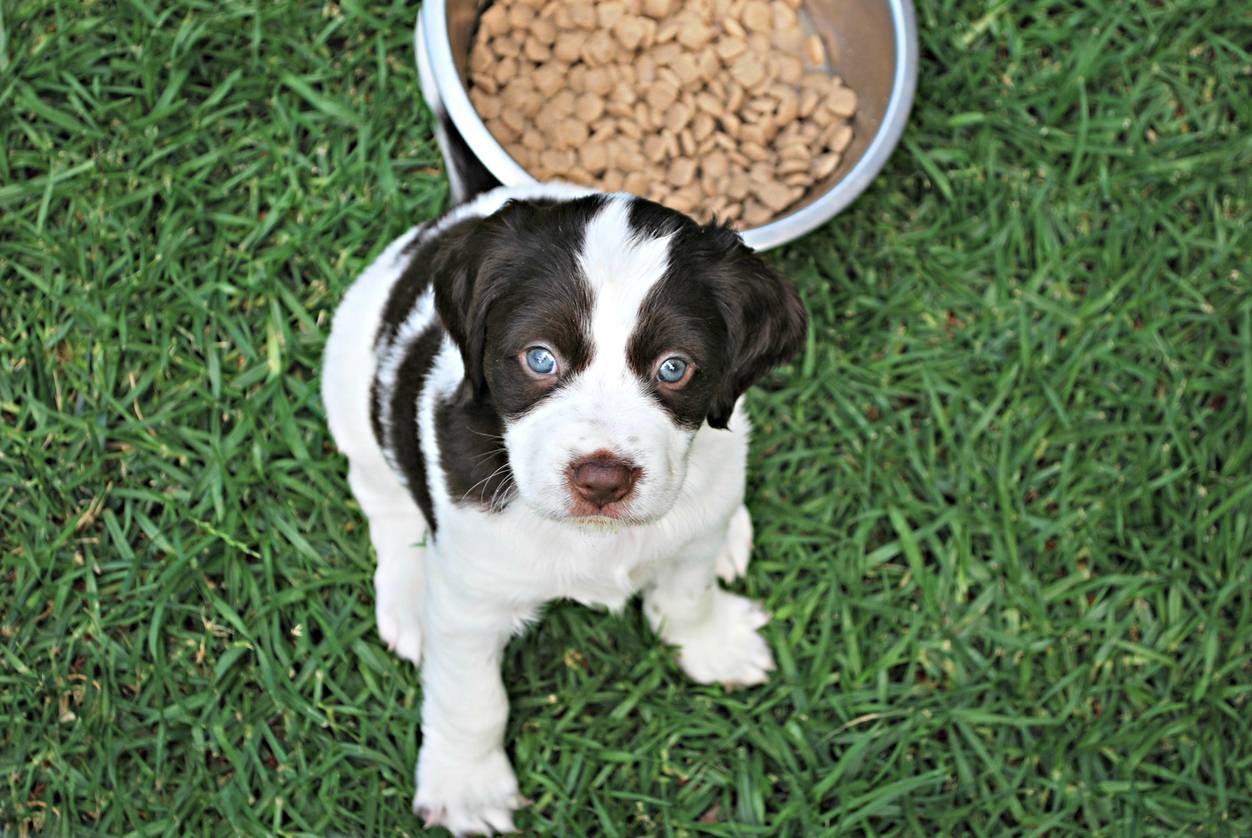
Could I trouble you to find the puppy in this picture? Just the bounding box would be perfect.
[322,183,806,835]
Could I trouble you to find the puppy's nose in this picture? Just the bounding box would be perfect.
[569,454,639,508]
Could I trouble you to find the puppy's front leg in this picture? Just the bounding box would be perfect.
[413,568,526,836]
[644,528,775,689]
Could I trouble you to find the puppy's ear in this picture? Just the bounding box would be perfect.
[432,198,578,399]
[431,216,505,399]
[701,225,807,430]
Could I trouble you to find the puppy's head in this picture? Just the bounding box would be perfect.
[436,194,806,526]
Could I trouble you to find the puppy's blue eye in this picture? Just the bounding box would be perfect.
[657,357,688,383]
[525,347,557,375]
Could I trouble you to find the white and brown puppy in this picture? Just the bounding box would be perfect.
[322,183,806,835]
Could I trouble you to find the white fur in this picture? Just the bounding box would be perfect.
[322,186,772,835]
[323,225,431,663]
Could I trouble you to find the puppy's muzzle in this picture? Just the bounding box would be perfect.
[567,451,641,512]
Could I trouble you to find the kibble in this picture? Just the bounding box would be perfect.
[804,33,826,66]
[470,0,859,226]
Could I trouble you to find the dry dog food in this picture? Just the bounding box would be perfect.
[467,0,857,227]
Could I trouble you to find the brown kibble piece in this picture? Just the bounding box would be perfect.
[739,123,767,146]
[472,72,498,94]
[541,148,576,173]
[553,31,584,62]
[646,79,679,111]
[669,53,702,87]
[582,30,616,65]
[507,5,535,29]
[731,54,766,89]
[750,161,775,183]
[531,17,557,45]
[489,118,519,144]
[597,2,626,29]
[472,90,502,120]
[775,92,799,124]
[471,46,493,74]
[644,135,668,163]
[741,1,772,33]
[703,151,729,179]
[668,157,697,187]
[799,89,820,117]
[814,152,841,179]
[742,199,772,226]
[498,107,523,134]
[741,141,769,161]
[679,128,697,155]
[805,34,826,66]
[576,93,606,121]
[779,139,809,162]
[580,144,609,174]
[521,129,544,151]
[776,54,804,85]
[569,4,597,30]
[829,86,858,117]
[492,34,520,58]
[643,0,674,18]
[772,25,805,53]
[480,4,508,36]
[653,41,683,64]
[662,130,680,156]
[618,147,648,173]
[694,91,720,115]
[691,112,715,141]
[602,170,625,191]
[623,171,652,195]
[827,123,854,152]
[533,65,565,96]
[524,37,551,62]
[550,90,576,117]
[676,20,713,49]
[717,37,748,61]
[492,56,518,88]
[613,15,649,50]
[668,186,701,213]
[609,79,636,106]
[779,156,809,175]
[654,20,679,44]
[773,1,798,29]
[664,101,693,132]
[584,67,614,97]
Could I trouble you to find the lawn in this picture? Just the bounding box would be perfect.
[2,0,1250,834]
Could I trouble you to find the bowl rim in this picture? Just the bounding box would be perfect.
[418,0,918,250]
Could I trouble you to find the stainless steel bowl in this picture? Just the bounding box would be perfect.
[415,0,918,250]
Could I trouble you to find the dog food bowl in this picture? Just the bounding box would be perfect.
[415,0,918,250]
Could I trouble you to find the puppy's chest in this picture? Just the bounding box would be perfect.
[554,541,664,611]
[447,513,679,610]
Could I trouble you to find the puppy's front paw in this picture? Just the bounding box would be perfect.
[715,504,753,582]
[374,559,423,665]
[668,590,774,689]
[413,746,522,836]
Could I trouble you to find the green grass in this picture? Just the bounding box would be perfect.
[2,0,1250,834]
